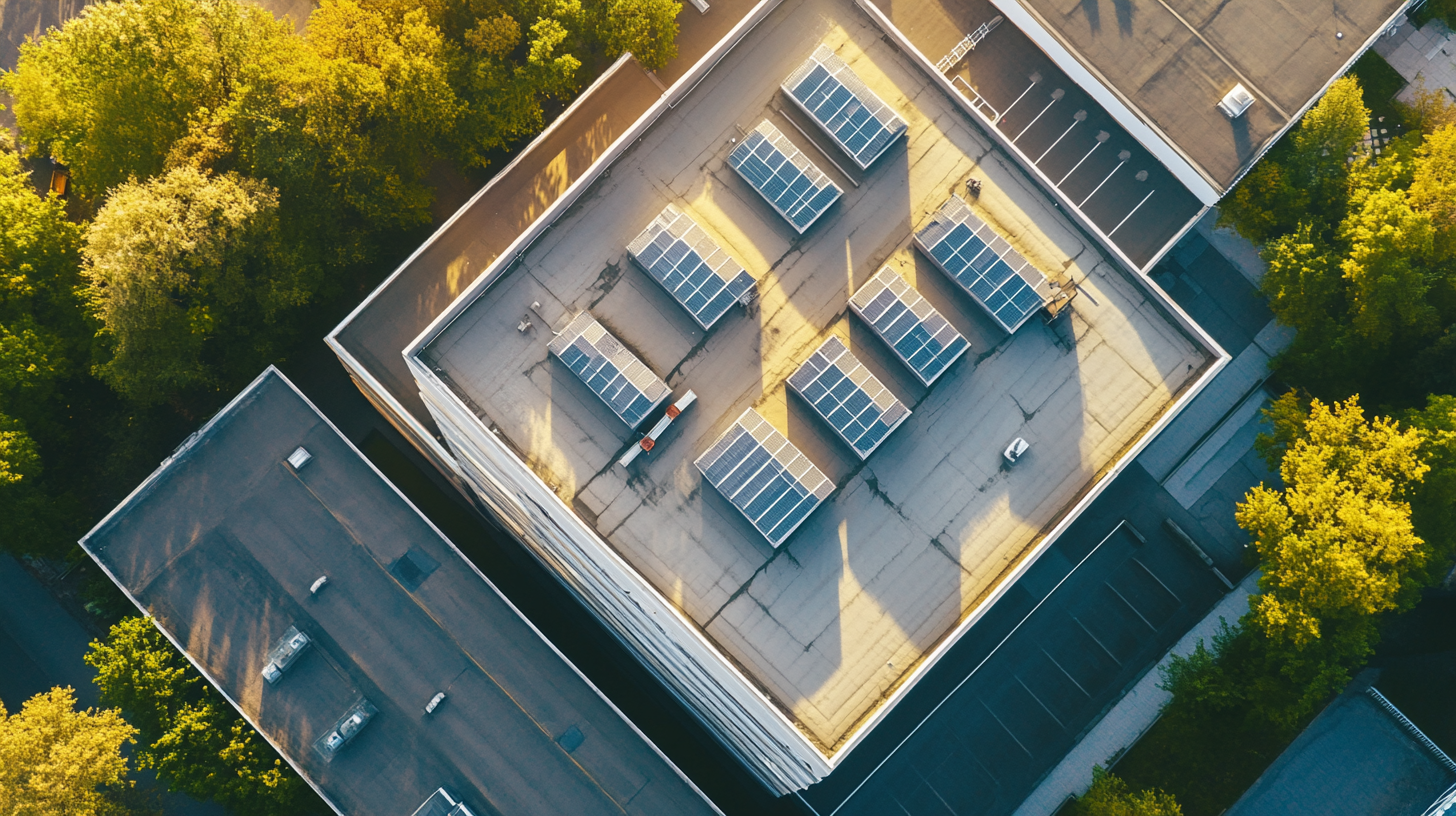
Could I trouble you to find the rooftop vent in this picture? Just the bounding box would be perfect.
[287,446,312,469]
[1218,84,1255,119]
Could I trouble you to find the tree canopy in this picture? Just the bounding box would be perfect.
[86,616,320,816]
[0,686,137,816]
[1070,768,1181,816]
[1220,76,1456,405]
[1238,396,1428,668]
[0,138,87,557]
[81,167,296,405]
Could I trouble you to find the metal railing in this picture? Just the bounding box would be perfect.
[1368,687,1456,773]
[950,76,1000,123]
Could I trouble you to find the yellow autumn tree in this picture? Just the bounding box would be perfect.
[1237,397,1428,666]
[0,686,137,816]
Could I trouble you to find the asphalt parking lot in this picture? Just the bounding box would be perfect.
[800,463,1241,816]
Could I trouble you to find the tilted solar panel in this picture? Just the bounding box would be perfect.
[626,204,756,330]
[783,44,908,170]
[788,336,910,459]
[728,121,843,233]
[695,409,834,547]
[849,266,971,386]
[914,195,1051,333]
[547,312,671,428]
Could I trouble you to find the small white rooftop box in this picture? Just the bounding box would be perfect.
[1217,84,1255,119]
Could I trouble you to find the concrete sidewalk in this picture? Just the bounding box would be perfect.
[1012,568,1260,816]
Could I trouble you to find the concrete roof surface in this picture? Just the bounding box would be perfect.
[330,0,764,435]
[1226,686,1456,816]
[1001,0,1406,189]
[421,0,1213,753]
[82,369,719,816]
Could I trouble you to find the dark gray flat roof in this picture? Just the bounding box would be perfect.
[1226,685,1455,816]
[999,0,1406,190]
[81,368,720,816]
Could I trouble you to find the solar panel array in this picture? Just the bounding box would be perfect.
[788,336,910,459]
[548,312,671,428]
[728,121,843,233]
[626,204,756,330]
[783,44,908,170]
[695,409,835,547]
[849,267,971,386]
[915,195,1050,333]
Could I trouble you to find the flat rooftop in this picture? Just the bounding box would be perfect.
[419,0,1213,753]
[871,0,1205,268]
[1227,686,1456,816]
[81,369,719,816]
[995,0,1406,191]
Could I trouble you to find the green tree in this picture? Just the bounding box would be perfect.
[599,0,680,71]
[1070,768,1181,816]
[86,617,320,816]
[1406,395,1456,579]
[1237,397,1428,668]
[1338,187,1438,344]
[4,0,290,199]
[81,167,304,406]
[0,686,137,816]
[1220,76,1369,242]
[0,136,88,557]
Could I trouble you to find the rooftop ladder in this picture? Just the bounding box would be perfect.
[935,16,1002,73]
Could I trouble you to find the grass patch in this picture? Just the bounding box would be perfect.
[1351,50,1407,118]
[1111,712,1293,816]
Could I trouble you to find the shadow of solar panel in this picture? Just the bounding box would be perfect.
[788,336,910,459]
[694,409,834,547]
[546,313,671,428]
[914,195,1052,333]
[626,204,755,330]
[849,267,970,385]
[783,44,908,170]
[728,121,843,234]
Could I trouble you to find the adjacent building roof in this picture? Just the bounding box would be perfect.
[80,368,719,816]
[1226,685,1456,816]
[985,0,1408,193]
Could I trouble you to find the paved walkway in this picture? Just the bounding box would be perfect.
[1376,17,1456,102]
[1012,569,1259,816]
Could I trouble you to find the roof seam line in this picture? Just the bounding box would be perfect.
[1149,0,1292,120]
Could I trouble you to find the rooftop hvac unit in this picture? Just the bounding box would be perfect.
[1217,84,1255,119]
[261,625,311,684]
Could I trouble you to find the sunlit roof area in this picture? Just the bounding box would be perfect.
[415,0,1214,752]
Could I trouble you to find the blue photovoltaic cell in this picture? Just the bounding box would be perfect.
[547,313,671,428]
[694,409,834,547]
[914,195,1051,333]
[728,121,843,233]
[783,44,908,171]
[787,336,910,459]
[848,266,970,386]
[626,204,756,330]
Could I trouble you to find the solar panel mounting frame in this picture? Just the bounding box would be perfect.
[547,312,671,429]
[625,204,756,331]
[694,408,834,547]
[848,266,971,386]
[782,44,909,171]
[913,194,1052,334]
[787,336,911,459]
